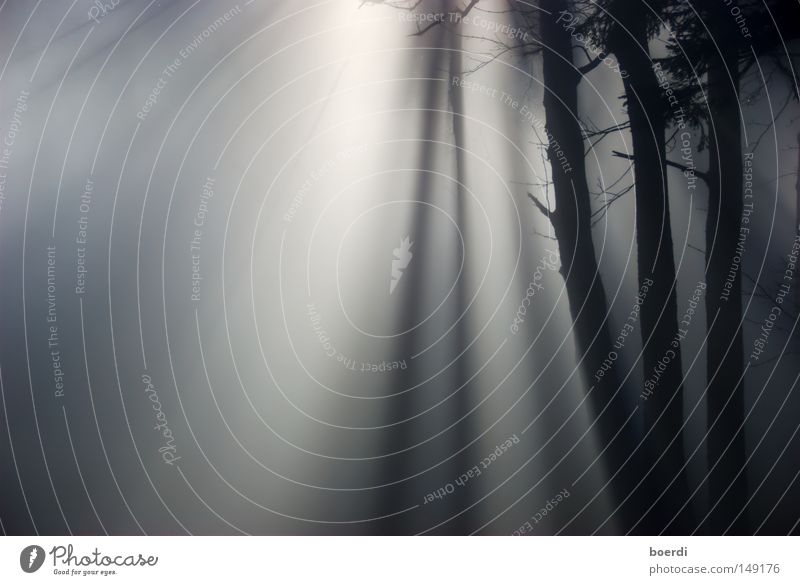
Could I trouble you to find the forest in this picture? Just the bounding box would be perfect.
[0,0,798,536]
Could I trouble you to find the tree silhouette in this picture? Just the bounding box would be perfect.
[657,0,800,534]
[518,0,647,532]
[589,0,692,533]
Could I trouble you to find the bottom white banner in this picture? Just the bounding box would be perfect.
[0,536,796,584]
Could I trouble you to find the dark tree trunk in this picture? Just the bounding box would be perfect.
[605,0,692,533]
[379,20,450,534]
[702,42,748,536]
[447,32,478,535]
[539,0,644,532]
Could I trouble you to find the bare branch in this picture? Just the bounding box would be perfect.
[578,56,603,76]
[611,149,709,182]
[527,191,553,219]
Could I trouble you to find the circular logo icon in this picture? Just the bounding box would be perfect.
[19,545,45,573]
